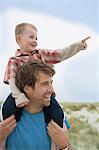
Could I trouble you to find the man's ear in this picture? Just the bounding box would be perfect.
[24,85,30,93]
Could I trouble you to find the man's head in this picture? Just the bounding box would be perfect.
[15,23,38,52]
[15,62,55,109]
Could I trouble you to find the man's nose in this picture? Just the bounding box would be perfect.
[48,84,54,93]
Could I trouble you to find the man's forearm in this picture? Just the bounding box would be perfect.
[0,139,6,150]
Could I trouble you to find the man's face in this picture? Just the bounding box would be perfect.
[17,26,38,52]
[26,72,54,109]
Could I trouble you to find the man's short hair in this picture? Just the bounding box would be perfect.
[15,62,55,93]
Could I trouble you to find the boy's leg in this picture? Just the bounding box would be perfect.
[1,93,23,121]
[43,95,64,128]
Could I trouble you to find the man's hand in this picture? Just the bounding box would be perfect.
[82,36,90,49]
[0,115,16,141]
[47,120,68,149]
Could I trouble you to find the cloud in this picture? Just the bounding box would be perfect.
[0,8,98,102]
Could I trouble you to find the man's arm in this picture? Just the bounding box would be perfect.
[0,115,16,150]
[47,120,70,149]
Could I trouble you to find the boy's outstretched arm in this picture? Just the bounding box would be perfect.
[59,36,90,61]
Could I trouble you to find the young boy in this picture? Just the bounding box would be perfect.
[2,23,90,128]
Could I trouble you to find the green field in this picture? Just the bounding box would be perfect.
[60,102,99,150]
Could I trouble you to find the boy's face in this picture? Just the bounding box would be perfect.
[25,71,54,111]
[17,26,38,52]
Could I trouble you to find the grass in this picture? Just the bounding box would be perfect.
[60,102,99,150]
[61,102,99,112]
[68,117,99,150]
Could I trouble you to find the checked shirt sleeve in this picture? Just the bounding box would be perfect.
[39,49,62,64]
[4,57,18,84]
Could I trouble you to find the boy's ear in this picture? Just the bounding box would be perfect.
[16,35,21,44]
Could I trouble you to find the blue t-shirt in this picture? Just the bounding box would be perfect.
[6,109,51,150]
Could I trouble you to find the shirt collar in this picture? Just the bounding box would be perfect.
[15,49,38,56]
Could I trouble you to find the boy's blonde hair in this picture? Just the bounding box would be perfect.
[15,23,37,36]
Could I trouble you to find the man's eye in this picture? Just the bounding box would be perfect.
[43,83,48,86]
[41,82,48,86]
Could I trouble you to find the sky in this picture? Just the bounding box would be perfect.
[0,0,99,102]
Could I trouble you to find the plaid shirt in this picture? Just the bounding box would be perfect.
[4,41,85,84]
[4,48,61,84]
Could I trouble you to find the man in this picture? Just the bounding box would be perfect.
[5,62,70,150]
